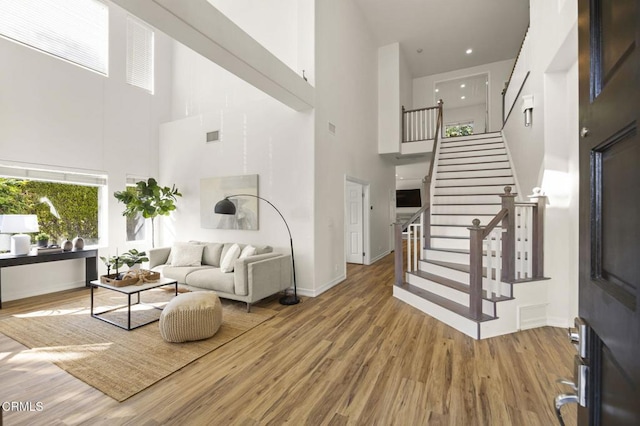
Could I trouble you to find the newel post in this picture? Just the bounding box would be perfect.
[468,218,484,320]
[530,188,547,278]
[394,222,404,286]
[500,186,516,282]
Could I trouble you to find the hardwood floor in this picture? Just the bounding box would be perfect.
[0,252,577,425]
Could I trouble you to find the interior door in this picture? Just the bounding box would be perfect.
[577,0,639,424]
[346,181,364,264]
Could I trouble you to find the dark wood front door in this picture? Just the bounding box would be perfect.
[578,0,639,424]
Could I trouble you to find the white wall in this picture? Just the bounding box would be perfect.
[0,2,172,302]
[207,0,314,85]
[413,59,514,133]
[160,5,315,292]
[315,0,396,292]
[378,43,401,154]
[502,0,579,328]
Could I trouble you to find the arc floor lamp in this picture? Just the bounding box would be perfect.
[214,194,300,306]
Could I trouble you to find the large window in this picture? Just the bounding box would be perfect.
[0,165,106,249]
[0,0,108,75]
[126,16,154,93]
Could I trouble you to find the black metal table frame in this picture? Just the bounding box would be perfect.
[90,280,178,331]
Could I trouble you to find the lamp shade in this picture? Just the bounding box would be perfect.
[0,214,39,233]
[214,198,237,215]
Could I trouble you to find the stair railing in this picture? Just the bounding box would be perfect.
[394,101,443,286]
[402,100,443,143]
[468,186,546,320]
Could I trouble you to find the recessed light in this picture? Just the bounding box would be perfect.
[466,48,473,54]
[417,48,423,53]
[460,84,466,88]
[461,96,466,100]
[435,88,439,93]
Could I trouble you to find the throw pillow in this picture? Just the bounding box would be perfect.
[170,243,205,267]
[239,245,257,259]
[220,243,241,273]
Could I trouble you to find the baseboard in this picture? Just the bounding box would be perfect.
[546,316,572,328]
[297,274,346,298]
[368,250,390,265]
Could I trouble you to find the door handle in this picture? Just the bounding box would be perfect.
[556,378,577,391]
[555,393,579,426]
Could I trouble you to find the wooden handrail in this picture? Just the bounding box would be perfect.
[481,208,508,239]
[502,25,530,125]
[402,105,440,114]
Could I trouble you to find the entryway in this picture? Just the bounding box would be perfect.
[345,178,370,265]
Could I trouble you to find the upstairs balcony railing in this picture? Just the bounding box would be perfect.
[402,101,443,143]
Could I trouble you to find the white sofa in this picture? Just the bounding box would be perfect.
[149,241,292,311]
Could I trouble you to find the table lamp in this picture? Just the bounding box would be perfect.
[0,214,39,255]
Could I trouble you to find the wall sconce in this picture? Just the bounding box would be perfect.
[522,95,534,127]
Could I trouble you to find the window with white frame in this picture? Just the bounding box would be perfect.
[0,0,108,75]
[125,176,147,242]
[126,16,154,94]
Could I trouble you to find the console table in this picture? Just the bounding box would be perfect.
[0,249,98,308]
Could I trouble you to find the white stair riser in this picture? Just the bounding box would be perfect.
[438,154,509,165]
[435,185,509,195]
[420,262,511,297]
[441,133,502,144]
[424,251,467,266]
[431,237,470,250]
[407,274,469,306]
[439,148,507,159]
[393,286,479,339]
[431,215,494,226]
[436,168,513,179]
[431,225,485,237]
[425,249,469,264]
[433,194,504,204]
[436,177,515,187]
[439,142,504,153]
[438,161,511,172]
[432,204,502,214]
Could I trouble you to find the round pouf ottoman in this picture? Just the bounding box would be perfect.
[159,292,223,343]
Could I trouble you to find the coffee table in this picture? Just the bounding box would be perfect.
[90,277,178,330]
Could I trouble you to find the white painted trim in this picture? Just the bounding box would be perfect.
[298,274,347,298]
[547,316,572,328]
[345,176,371,265]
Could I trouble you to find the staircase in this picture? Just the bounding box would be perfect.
[393,132,548,340]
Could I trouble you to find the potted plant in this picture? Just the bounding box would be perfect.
[120,249,149,269]
[114,178,182,247]
[35,232,50,247]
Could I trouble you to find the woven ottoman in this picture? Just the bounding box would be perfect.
[159,292,223,343]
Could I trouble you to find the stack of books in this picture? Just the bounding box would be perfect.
[36,245,63,254]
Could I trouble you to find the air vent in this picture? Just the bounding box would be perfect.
[206,130,220,143]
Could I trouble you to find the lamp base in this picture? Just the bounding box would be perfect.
[11,234,31,256]
[279,294,300,305]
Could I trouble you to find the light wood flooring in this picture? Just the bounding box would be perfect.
[0,251,577,425]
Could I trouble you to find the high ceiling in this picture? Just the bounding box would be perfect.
[352,0,530,77]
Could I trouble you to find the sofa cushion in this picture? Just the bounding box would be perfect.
[202,243,224,267]
[170,242,205,267]
[159,265,213,283]
[185,268,235,293]
[255,245,273,255]
[240,245,257,259]
[220,243,241,273]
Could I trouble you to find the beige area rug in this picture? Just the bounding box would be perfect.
[0,288,276,402]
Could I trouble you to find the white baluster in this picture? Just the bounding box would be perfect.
[406,225,412,271]
[485,234,492,298]
[526,206,533,278]
[493,229,502,297]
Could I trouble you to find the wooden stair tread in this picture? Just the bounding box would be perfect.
[409,270,513,303]
[398,282,496,322]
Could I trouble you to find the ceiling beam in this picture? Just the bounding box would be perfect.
[111,0,314,111]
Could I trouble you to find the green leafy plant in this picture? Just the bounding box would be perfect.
[120,249,149,267]
[36,232,50,242]
[113,178,182,247]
